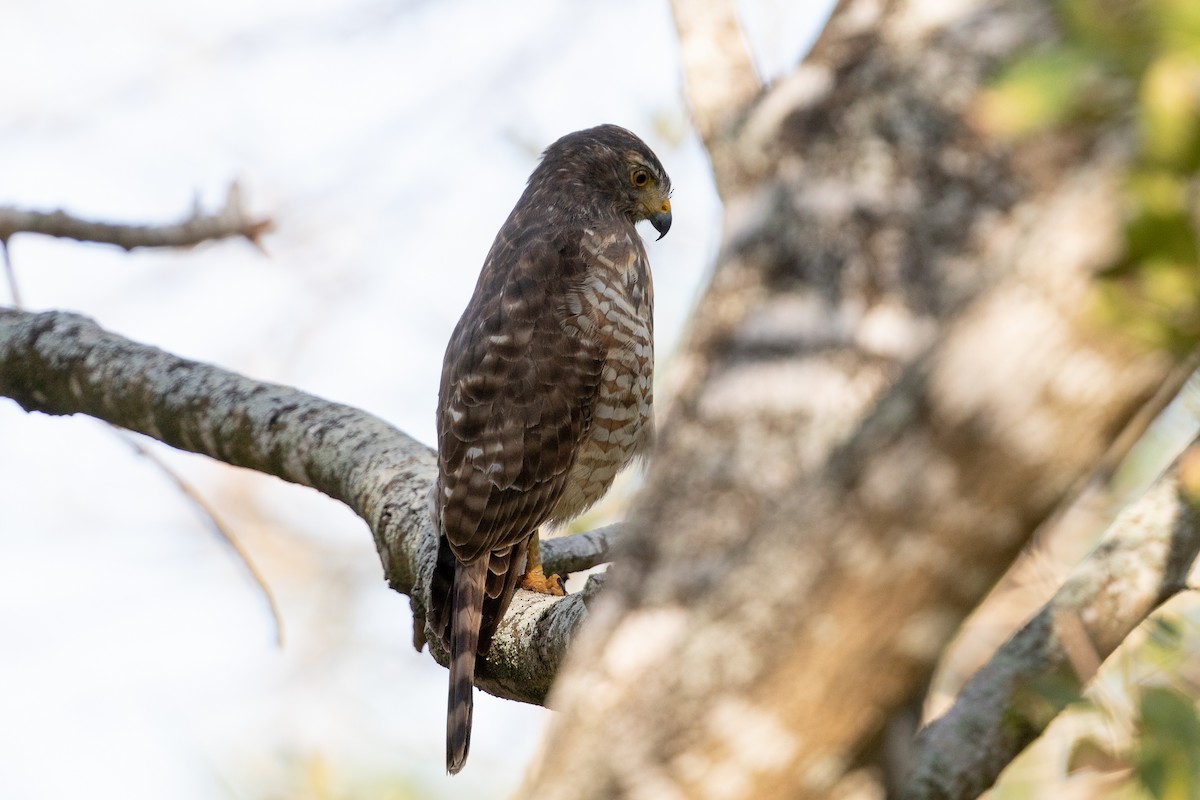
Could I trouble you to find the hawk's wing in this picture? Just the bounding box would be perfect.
[433,219,607,563]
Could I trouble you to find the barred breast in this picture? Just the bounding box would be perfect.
[549,227,654,524]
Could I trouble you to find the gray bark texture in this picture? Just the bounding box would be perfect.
[905,438,1200,799]
[520,0,1188,797]
[0,307,585,705]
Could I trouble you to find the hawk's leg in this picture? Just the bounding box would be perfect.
[520,530,566,596]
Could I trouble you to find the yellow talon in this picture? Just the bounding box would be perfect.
[520,533,566,596]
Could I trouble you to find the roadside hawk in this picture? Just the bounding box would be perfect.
[429,124,672,773]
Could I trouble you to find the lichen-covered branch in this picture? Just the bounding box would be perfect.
[0,183,273,251]
[0,307,589,705]
[903,440,1200,800]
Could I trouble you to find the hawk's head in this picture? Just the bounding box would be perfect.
[533,124,673,240]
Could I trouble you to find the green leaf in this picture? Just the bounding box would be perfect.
[1139,53,1200,170]
[1134,686,1200,800]
[975,47,1103,137]
[1057,0,1158,75]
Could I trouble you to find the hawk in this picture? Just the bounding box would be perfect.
[429,124,672,773]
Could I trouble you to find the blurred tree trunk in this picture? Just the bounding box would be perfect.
[522,0,1187,797]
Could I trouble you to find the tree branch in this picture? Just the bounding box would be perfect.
[669,0,761,174]
[0,183,273,251]
[1,240,19,307]
[542,524,620,577]
[903,439,1200,800]
[0,307,585,705]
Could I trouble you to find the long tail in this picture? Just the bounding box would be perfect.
[447,558,487,774]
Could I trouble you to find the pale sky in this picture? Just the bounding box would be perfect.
[0,2,834,798]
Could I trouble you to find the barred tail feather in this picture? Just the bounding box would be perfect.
[447,559,487,774]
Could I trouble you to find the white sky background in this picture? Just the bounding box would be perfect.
[0,2,835,798]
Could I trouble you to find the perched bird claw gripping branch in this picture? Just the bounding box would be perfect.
[428,124,672,774]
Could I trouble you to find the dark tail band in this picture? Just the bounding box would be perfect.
[447,559,486,774]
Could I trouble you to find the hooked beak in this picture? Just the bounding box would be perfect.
[649,198,672,240]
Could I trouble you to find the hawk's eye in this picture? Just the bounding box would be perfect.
[631,169,650,187]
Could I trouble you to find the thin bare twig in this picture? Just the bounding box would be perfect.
[1053,608,1103,683]
[1,240,20,308]
[0,183,273,252]
[1,188,280,641]
[541,524,619,577]
[118,429,284,648]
